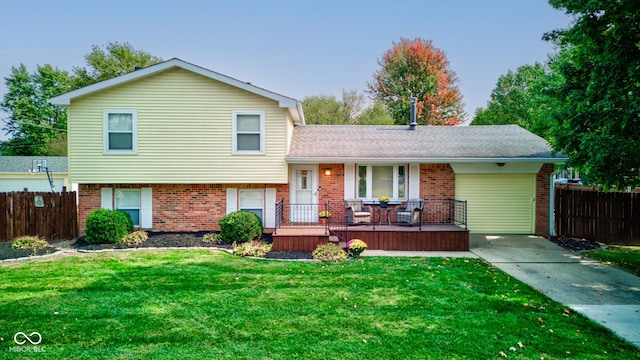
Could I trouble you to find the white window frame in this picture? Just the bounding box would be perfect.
[115,189,141,227]
[232,110,265,155]
[238,189,265,222]
[104,109,138,154]
[356,164,407,202]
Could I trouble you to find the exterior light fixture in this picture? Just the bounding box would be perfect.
[324,168,331,176]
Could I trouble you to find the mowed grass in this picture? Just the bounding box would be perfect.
[586,245,640,277]
[0,250,637,359]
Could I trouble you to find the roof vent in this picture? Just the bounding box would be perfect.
[409,97,417,130]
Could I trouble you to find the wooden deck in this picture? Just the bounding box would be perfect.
[272,224,469,253]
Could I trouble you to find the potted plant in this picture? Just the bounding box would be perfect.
[319,210,331,225]
[347,239,367,256]
[378,195,390,208]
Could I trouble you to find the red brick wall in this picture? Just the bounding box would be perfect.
[77,163,555,236]
[78,183,289,234]
[318,164,344,206]
[536,164,555,237]
[421,164,455,199]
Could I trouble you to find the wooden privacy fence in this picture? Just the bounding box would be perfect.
[555,188,640,245]
[0,191,78,242]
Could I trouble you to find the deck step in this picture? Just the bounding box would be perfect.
[328,236,339,243]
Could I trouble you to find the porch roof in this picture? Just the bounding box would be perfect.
[286,124,566,163]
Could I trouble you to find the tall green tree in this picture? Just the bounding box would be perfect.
[302,94,348,125]
[545,0,640,189]
[471,61,563,140]
[1,42,162,155]
[0,64,73,155]
[356,101,394,125]
[302,90,393,125]
[368,37,465,126]
[73,42,163,87]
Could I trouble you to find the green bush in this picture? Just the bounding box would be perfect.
[218,211,263,243]
[312,243,348,263]
[12,236,49,256]
[233,241,273,257]
[118,210,134,233]
[85,208,132,244]
[203,232,222,243]
[119,230,148,246]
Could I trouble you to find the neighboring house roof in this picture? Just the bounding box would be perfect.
[286,124,566,163]
[49,58,305,125]
[0,156,68,174]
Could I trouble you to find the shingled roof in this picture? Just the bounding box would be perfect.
[286,125,564,163]
[0,156,68,173]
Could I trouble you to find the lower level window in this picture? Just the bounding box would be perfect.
[115,189,141,226]
[239,189,264,221]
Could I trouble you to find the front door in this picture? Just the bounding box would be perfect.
[290,166,318,223]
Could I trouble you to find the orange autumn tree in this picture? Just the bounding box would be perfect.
[368,38,465,126]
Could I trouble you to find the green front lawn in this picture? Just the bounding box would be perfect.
[586,245,640,276]
[0,251,637,359]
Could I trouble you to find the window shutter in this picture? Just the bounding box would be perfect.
[344,164,355,199]
[101,188,113,210]
[265,188,276,228]
[226,188,237,214]
[140,188,152,228]
[409,164,420,199]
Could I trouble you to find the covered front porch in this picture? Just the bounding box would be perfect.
[272,199,469,253]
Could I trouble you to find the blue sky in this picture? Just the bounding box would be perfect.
[0,0,571,137]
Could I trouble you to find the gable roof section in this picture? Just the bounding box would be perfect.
[0,156,68,174]
[49,58,304,124]
[286,125,566,163]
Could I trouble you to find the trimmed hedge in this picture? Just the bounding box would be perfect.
[85,209,132,244]
[218,211,263,243]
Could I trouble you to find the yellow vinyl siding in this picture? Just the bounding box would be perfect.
[455,173,535,234]
[68,68,290,184]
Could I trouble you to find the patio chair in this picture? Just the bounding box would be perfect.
[344,199,372,225]
[395,199,424,226]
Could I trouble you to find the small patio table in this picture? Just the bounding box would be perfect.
[376,207,392,226]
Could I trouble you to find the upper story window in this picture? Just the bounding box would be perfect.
[357,164,407,201]
[232,110,265,154]
[104,109,137,154]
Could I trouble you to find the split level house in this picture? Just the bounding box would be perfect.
[49,58,566,251]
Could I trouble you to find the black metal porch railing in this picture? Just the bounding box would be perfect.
[422,199,468,230]
[274,200,328,234]
[274,198,468,235]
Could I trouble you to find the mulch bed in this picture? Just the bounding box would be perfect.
[548,236,603,252]
[0,232,312,261]
[0,242,59,261]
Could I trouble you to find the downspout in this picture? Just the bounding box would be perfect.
[549,169,560,236]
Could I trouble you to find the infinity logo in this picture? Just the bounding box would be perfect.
[13,332,42,345]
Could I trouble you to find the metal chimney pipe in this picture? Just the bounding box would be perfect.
[409,97,417,130]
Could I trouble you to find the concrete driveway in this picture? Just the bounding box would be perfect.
[470,234,640,349]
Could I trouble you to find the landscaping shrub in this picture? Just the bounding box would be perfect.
[233,241,273,257]
[312,243,348,263]
[203,232,222,243]
[119,230,149,246]
[85,208,132,244]
[218,211,263,243]
[11,236,49,256]
[119,210,134,233]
